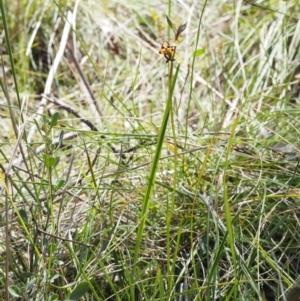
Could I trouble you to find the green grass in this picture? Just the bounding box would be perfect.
[1,0,300,300]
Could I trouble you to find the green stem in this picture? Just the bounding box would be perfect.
[133,56,180,278]
[166,50,179,293]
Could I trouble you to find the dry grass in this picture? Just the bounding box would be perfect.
[1,1,300,300]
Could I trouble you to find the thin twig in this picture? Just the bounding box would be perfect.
[67,42,103,119]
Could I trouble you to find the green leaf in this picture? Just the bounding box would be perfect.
[8,286,20,298]
[193,49,205,57]
[20,272,35,279]
[50,112,59,129]
[19,209,28,224]
[57,129,64,149]
[49,293,59,301]
[43,154,60,168]
[55,179,65,190]
[166,15,173,29]
[67,281,90,300]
